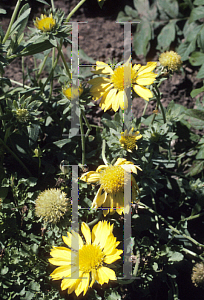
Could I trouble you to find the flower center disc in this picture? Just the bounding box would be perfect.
[111,65,133,91]
[79,244,104,272]
[120,136,136,151]
[38,17,55,31]
[100,166,125,194]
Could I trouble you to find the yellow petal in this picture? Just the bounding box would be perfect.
[90,82,111,93]
[114,158,127,166]
[104,252,123,264]
[101,88,117,112]
[93,61,114,74]
[117,90,128,111]
[136,73,157,85]
[97,267,116,285]
[91,186,107,208]
[112,92,120,112]
[96,165,108,172]
[80,171,100,183]
[50,265,71,280]
[133,85,153,101]
[75,272,90,296]
[88,77,110,85]
[81,222,91,245]
[137,62,157,74]
[62,231,83,250]
[90,269,98,287]
[49,257,71,266]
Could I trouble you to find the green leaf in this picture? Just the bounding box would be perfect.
[53,139,71,148]
[133,21,151,56]
[189,52,204,66]
[196,145,204,159]
[10,8,31,36]
[0,9,6,14]
[105,291,122,300]
[97,0,105,8]
[196,63,204,78]
[185,109,204,121]
[124,5,138,18]
[36,0,50,4]
[157,21,176,50]
[158,0,179,18]
[134,0,149,18]
[21,40,53,56]
[177,39,196,61]
[194,0,204,4]
[189,6,204,23]
[168,251,184,262]
[191,85,204,97]
[188,160,204,176]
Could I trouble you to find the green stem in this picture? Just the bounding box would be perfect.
[57,43,71,79]
[79,108,85,165]
[102,139,108,165]
[139,201,204,249]
[151,195,159,230]
[182,247,204,261]
[50,0,55,11]
[133,250,140,277]
[87,210,102,227]
[22,57,25,86]
[10,79,30,89]
[37,53,49,79]
[2,0,22,44]
[81,110,92,138]
[0,137,32,176]
[65,0,87,22]
[49,47,55,100]
[138,101,149,130]
[181,212,204,222]
[31,50,60,101]
[153,83,166,123]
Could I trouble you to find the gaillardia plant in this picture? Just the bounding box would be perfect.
[49,221,123,296]
[120,128,142,152]
[34,13,56,32]
[80,158,142,216]
[88,59,157,112]
[62,84,83,100]
[35,188,69,223]
[159,50,182,72]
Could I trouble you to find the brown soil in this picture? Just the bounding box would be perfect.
[0,0,203,120]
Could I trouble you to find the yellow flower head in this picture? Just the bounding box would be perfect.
[191,262,204,288]
[35,188,69,223]
[62,84,83,100]
[49,220,123,296]
[159,51,182,71]
[80,158,142,216]
[15,108,29,123]
[120,128,142,152]
[88,58,157,112]
[34,13,56,32]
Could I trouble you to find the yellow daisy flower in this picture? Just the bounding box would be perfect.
[49,220,123,296]
[120,128,142,152]
[62,84,83,100]
[80,158,142,216]
[159,51,182,71]
[34,13,56,32]
[88,59,157,112]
